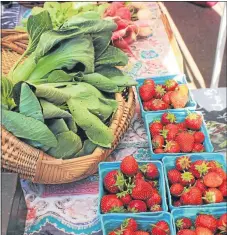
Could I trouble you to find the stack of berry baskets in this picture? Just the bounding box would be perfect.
[172,206,227,234]
[163,153,227,210]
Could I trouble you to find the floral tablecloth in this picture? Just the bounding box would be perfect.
[1,2,227,235]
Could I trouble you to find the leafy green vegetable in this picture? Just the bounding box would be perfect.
[46,118,69,135]
[75,139,97,157]
[2,109,57,148]
[47,131,82,159]
[47,70,74,83]
[1,76,15,110]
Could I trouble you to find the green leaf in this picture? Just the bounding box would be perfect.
[95,65,125,77]
[1,76,15,110]
[46,118,69,135]
[2,109,57,148]
[47,70,74,83]
[28,36,95,80]
[19,83,44,122]
[47,131,82,159]
[95,46,128,67]
[75,139,96,157]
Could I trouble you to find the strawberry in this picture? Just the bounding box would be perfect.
[170,84,189,109]
[192,143,204,152]
[139,84,155,101]
[176,156,191,172]
[150,204,162,212]
[101,195,125,213]
[143,100,153,111]
[151,221,170,235]
[177,122,187,132]
[154,148,165,154]
[203,171,223,187]
[140,163,159,179]
[207,160,222,171]
[161,128,178,141]
[165,79,178,91]
[203,188,223,203]
[179,172,195,186]
[120,156,138,176]
[122,229,135,235]
[127,200,147,212]
[149,121,163,137]
[194,179,207,194]
[195,214,217,232]
[175,132,195,152]
[131,179,153,200]
[117,192,132,206]
[155,85,166,98]
[146,193,162,207]
[108,229,121,235]
[176,218,192,230]
[152,135,165,149]
[217,213,227,231]
[195,227,213,235]
[144,78,155,86]
[211,167,227,181]
[104,170,125,193]
[168,169,181,184]
[193,131,205,143]
[180,187,202,205]
[218,180,227,197]
[134,172,144,181]
[170,183,184,197]
[165,123,179,132]
[150,99,168,111]
[122,218,138,231]
[164,140,180,153]
[173,200,182,207]
[189,160,210,178]
[161,112,176,125]
[134,231,149,235]
[177,229,196,235]
[162,91,173,105]
[185,113,203,130]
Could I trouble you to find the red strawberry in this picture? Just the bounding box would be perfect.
[152,135,164,149]
[144,78,155,86]
[149,121,163,137]
[164,140,180,153]
[150,204,162,212]
[131,179,153,200]
[176,156,191,172]
[104,170,125,193]
[150,99,168,111]
[122,229,135,235]
[117,192,132,206]
[173,200,182,207]
[217,213,227,231]
[122,218,138,231]
[175,132,195,152]
[203,171,223,187]
[189,160,210,178]
[139,84,155,101]
[193,131,205,143]
[146,193,162,207]
[151,221,170,235]
[195,214,217,232]
[168,169,181,184]
[192,143,205,152]
[154,148,165,154]
[185,113,203,130]
[177,122,187,132]
[162,91,173,105]
[143,100,153,111]
[161,128,178,141]
[120,156,138,176]
[207,160,222,171]
[161,112,176,125]
[128,200,147,212]
[140,163,159,179]
[101,195,125,213]
[170,183,184,197]
[194,179,207,194]
[218,180,227,197]
[177,229,196,235]
[211,167,227,181]
[179,172,195,186]
[165,79,178,91]
[134,231,149,235]
[135,172,144,181]
[176,218,192,230]
[203,188,223,203]
[108,229,122,235]
[195,227,213,235]
[180,187,202,205]
[165,123,179,132]
[155,85,166,98]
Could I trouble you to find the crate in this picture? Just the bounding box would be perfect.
[163,153,227,210]
[144,110,214,159]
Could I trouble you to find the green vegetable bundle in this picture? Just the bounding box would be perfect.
[2,10,137,159]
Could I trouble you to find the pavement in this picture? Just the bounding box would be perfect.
[165,2,226,88]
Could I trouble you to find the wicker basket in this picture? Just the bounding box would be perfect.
[1,30,136,184]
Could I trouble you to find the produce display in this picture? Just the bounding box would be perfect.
[139,78,189,111]
[2,8,137,159]
[175,213,227,235]
[167,155,227,207]
[149,112,207,153]
[107,218,171,235]
[100,156,164,213]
